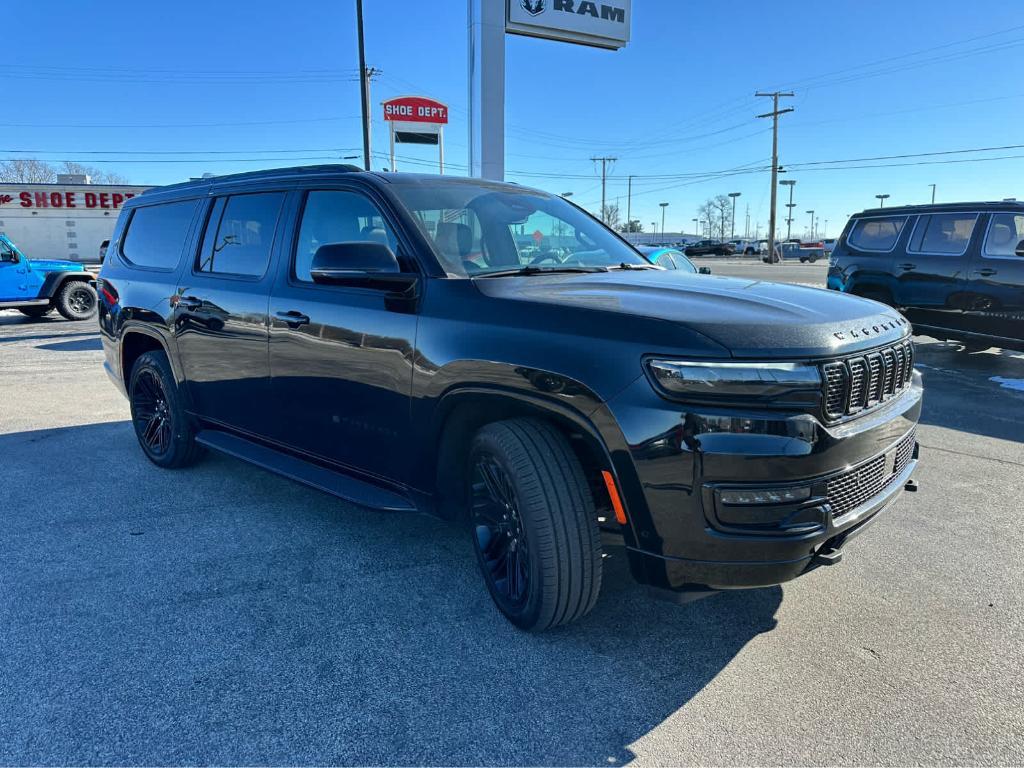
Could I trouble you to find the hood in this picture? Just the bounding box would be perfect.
[28,259,85,273]
[473,270,910,358]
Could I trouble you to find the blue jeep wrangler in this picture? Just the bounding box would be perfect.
[0,233,98,320]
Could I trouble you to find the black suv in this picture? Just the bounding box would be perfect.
[829,201,1024,351]
[684,240,735,257]
[98,166,922,631]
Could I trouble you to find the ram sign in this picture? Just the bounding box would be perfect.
[506,0,631,50]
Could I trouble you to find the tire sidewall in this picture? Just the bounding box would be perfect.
[56,280,97,321]
[467,434,546,630]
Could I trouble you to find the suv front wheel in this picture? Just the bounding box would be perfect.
[468,419,602,631]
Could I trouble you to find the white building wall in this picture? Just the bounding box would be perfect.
[0,183,150,262]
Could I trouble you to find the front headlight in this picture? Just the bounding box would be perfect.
[646,359,821,398]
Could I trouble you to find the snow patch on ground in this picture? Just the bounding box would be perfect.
[990,376,1024,392]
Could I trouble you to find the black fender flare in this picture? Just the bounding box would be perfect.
[40,270,94,299]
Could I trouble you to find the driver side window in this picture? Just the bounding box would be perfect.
[0,240,18,263]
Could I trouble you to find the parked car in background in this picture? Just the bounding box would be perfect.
[764,241,825,263]
[97,165,921,631]
[684,239,735,256]
[0,232,98,320]
[636,246,711,273]
[823,238,838,255]
[828,201,1024,351]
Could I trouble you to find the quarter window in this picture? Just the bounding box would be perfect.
[121,200,199,270]
[293,190,399,282]
[848,216,907,252]
[908,213,977,255]
[197,192,285,277]
[983,213,1024,258]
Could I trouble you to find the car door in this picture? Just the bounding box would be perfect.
[962,211,1024,344]
[173,190,287,434]
[0,237,43,301]
[896,211,978,328]
[267,187,418,484]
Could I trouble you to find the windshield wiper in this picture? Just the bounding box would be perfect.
[609,262,657,270]
[475,265,608,278]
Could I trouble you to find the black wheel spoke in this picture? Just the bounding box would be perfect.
[133,370,172,457]
[471,453,529,608]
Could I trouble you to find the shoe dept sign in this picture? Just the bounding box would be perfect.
[506,0,631,50]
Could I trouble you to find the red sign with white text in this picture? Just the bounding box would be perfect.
[382,96,448,124]
[0,189,137,210]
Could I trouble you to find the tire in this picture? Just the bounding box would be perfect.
[468,418,602,632]
[129,350,205,469]
[18,306,53,318]
[799,257,807,263]
[55,280,97,321]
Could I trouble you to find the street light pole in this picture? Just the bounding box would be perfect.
[876,193,890,208]
[692,218,698,239]
[650,222,657,244]
[806,210,815,239]
[928,184,936,204]
[626,175,633,235]
[728,192,741,240]
[659,202,669,242]
[780,179,796,242]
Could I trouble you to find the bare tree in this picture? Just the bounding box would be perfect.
[601,203,621,231]
[60,161,129,185]
[698,194,732,241]
[0,159,57,183]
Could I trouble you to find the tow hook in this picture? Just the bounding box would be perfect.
[812,546,844,567]
[904,478,919,492]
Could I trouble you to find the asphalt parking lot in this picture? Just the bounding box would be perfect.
[2,273,1023,765]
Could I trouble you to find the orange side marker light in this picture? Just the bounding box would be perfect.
[601,470,628,525]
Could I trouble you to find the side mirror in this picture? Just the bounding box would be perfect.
[699,266,712,274]
[1016,239,1024,257]
[310,242,416,291]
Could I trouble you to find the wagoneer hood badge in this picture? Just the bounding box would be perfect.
[832,315,908,342]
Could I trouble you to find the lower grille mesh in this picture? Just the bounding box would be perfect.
[826,429,917,518]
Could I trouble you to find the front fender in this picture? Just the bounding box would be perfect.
[40,270,93,299]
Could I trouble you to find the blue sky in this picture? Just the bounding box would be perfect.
[4,0,1022,238]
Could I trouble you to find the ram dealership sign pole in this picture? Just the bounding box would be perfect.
[469,0,631,181]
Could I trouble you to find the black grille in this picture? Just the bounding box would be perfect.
[826,428,917,518]
[823,339,914,420]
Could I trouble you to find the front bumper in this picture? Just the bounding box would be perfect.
[601,372,923,594]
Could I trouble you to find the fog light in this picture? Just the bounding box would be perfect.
[720,487,811,505]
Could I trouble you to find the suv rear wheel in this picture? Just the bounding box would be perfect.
[129,351,205,469]
[55,280,97,320]
[468,418,602,631]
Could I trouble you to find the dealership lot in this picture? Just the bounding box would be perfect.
[2,288,1023,765]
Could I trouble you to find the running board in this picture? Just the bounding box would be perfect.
[194,430,417,512]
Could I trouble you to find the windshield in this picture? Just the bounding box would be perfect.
[389,180,648,276]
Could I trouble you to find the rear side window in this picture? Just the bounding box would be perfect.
[121,200,199,270]
[197,192,285,277]
[983,213,1024,258]
[847,216,907,252]
[908,213,977,255]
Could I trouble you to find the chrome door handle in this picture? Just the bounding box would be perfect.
[276,310,310,328]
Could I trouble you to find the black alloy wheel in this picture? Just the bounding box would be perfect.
[132,368,173,458]
[56,280,98,320]
[471,454,530,608]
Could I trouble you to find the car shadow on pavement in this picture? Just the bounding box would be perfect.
[35,337,103,352]
[1,421,782,767]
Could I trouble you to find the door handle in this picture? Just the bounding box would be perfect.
[176,295,202,311]
[276,310,310,328]
[975,268,997,277]
[897,263,916,271]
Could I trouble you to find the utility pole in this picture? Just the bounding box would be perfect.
[626,175,633,234]
[591,156,617,223]
[929,184,936,204]
[744,204,750,239]
[356,0,372,171]
[780,179,796,242]
[728,192,741,239]
[756,91,794,264]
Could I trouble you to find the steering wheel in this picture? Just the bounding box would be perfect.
[529,249,566,266]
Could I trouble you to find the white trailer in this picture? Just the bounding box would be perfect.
[0,180,150,263]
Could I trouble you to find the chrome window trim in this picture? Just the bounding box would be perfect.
[905,212,979,257]
[980,211,1024,261]
[846,214,910,254]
